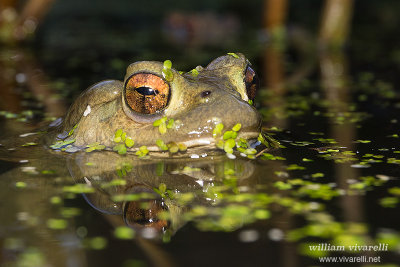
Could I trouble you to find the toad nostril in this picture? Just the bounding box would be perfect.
[201,91,212,98]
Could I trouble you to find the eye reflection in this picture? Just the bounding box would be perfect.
[123,186,170,233]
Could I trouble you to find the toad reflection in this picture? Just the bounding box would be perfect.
[67,151,255,238]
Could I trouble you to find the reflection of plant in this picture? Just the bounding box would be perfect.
[116,162,133,177]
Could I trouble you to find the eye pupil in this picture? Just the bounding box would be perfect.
[136,86,156,96]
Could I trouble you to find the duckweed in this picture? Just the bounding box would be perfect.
[188,69,199,77]
[232,123,241,132]
[112,192,156,202]
[114,129,124,142]
[286,164,306,171]
[355,139,371,143]
[50,139,76,150]
[101,179,127,188]
[86,237,107,250]
[388,187,400,196]
[153,116,174,134]
[113,143,127,155]
[21,142,37,147]
[60,207,81,218]
[154,183,174,199]
[227,52,239,58]
[47,218,68,229]
[223,131,237,140]
[125,137,134,148]
[274,181,292,190]
[86,142,106,152]
[63,184,94,194]
[16,248,45,267]
[156,139,168,151]
[136,146,149,157]
[380,197,398,208]
[114,226,135,239]
[178,143,187,151]
[162,60,174,82]
[15,181,27,188]
[260,153,285,160]
[50,196,62,205]
[115,162,133,177]
[224,139,236,154]
[213,123,224,137]
[113,129,135,154]
[167,142,179,153]
[41,170,56,175]
[311,173,325,178]
[166,118,175,129]
[258,133,279,148]
[68,124,78,136]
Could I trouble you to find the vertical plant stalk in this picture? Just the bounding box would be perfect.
[263,0,288,40]
[319,0,355,49]
[261,0,288,128]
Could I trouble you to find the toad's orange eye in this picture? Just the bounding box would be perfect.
[124,73,170,114]
[244,65,259,102]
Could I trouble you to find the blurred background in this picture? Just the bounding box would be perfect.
[1,0,400,109]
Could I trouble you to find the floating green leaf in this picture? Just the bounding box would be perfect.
[15,181,27,188]
[113,143,127,155]
[68,124,78,136]
[188,69,199,77]
[136,146,149,157]
[114,226,135,239]
[227,52,239,58]
[156,139,168,151]
[125,137,134,148]
[166,118,175,129]
[22,142,37,147]
[168,142,179,154]
[223,131,237,140]
[163,59,172,69]
[213,123,224,137]
[47,218,68,230]
[232,123,241,132]
[50,139,76,150]
[224,139,236,154]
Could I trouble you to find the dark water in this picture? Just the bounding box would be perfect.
[1,1,400,267]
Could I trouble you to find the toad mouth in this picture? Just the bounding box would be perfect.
[143,131,261,153]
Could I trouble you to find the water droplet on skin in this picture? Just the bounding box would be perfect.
[83,105,91,116]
